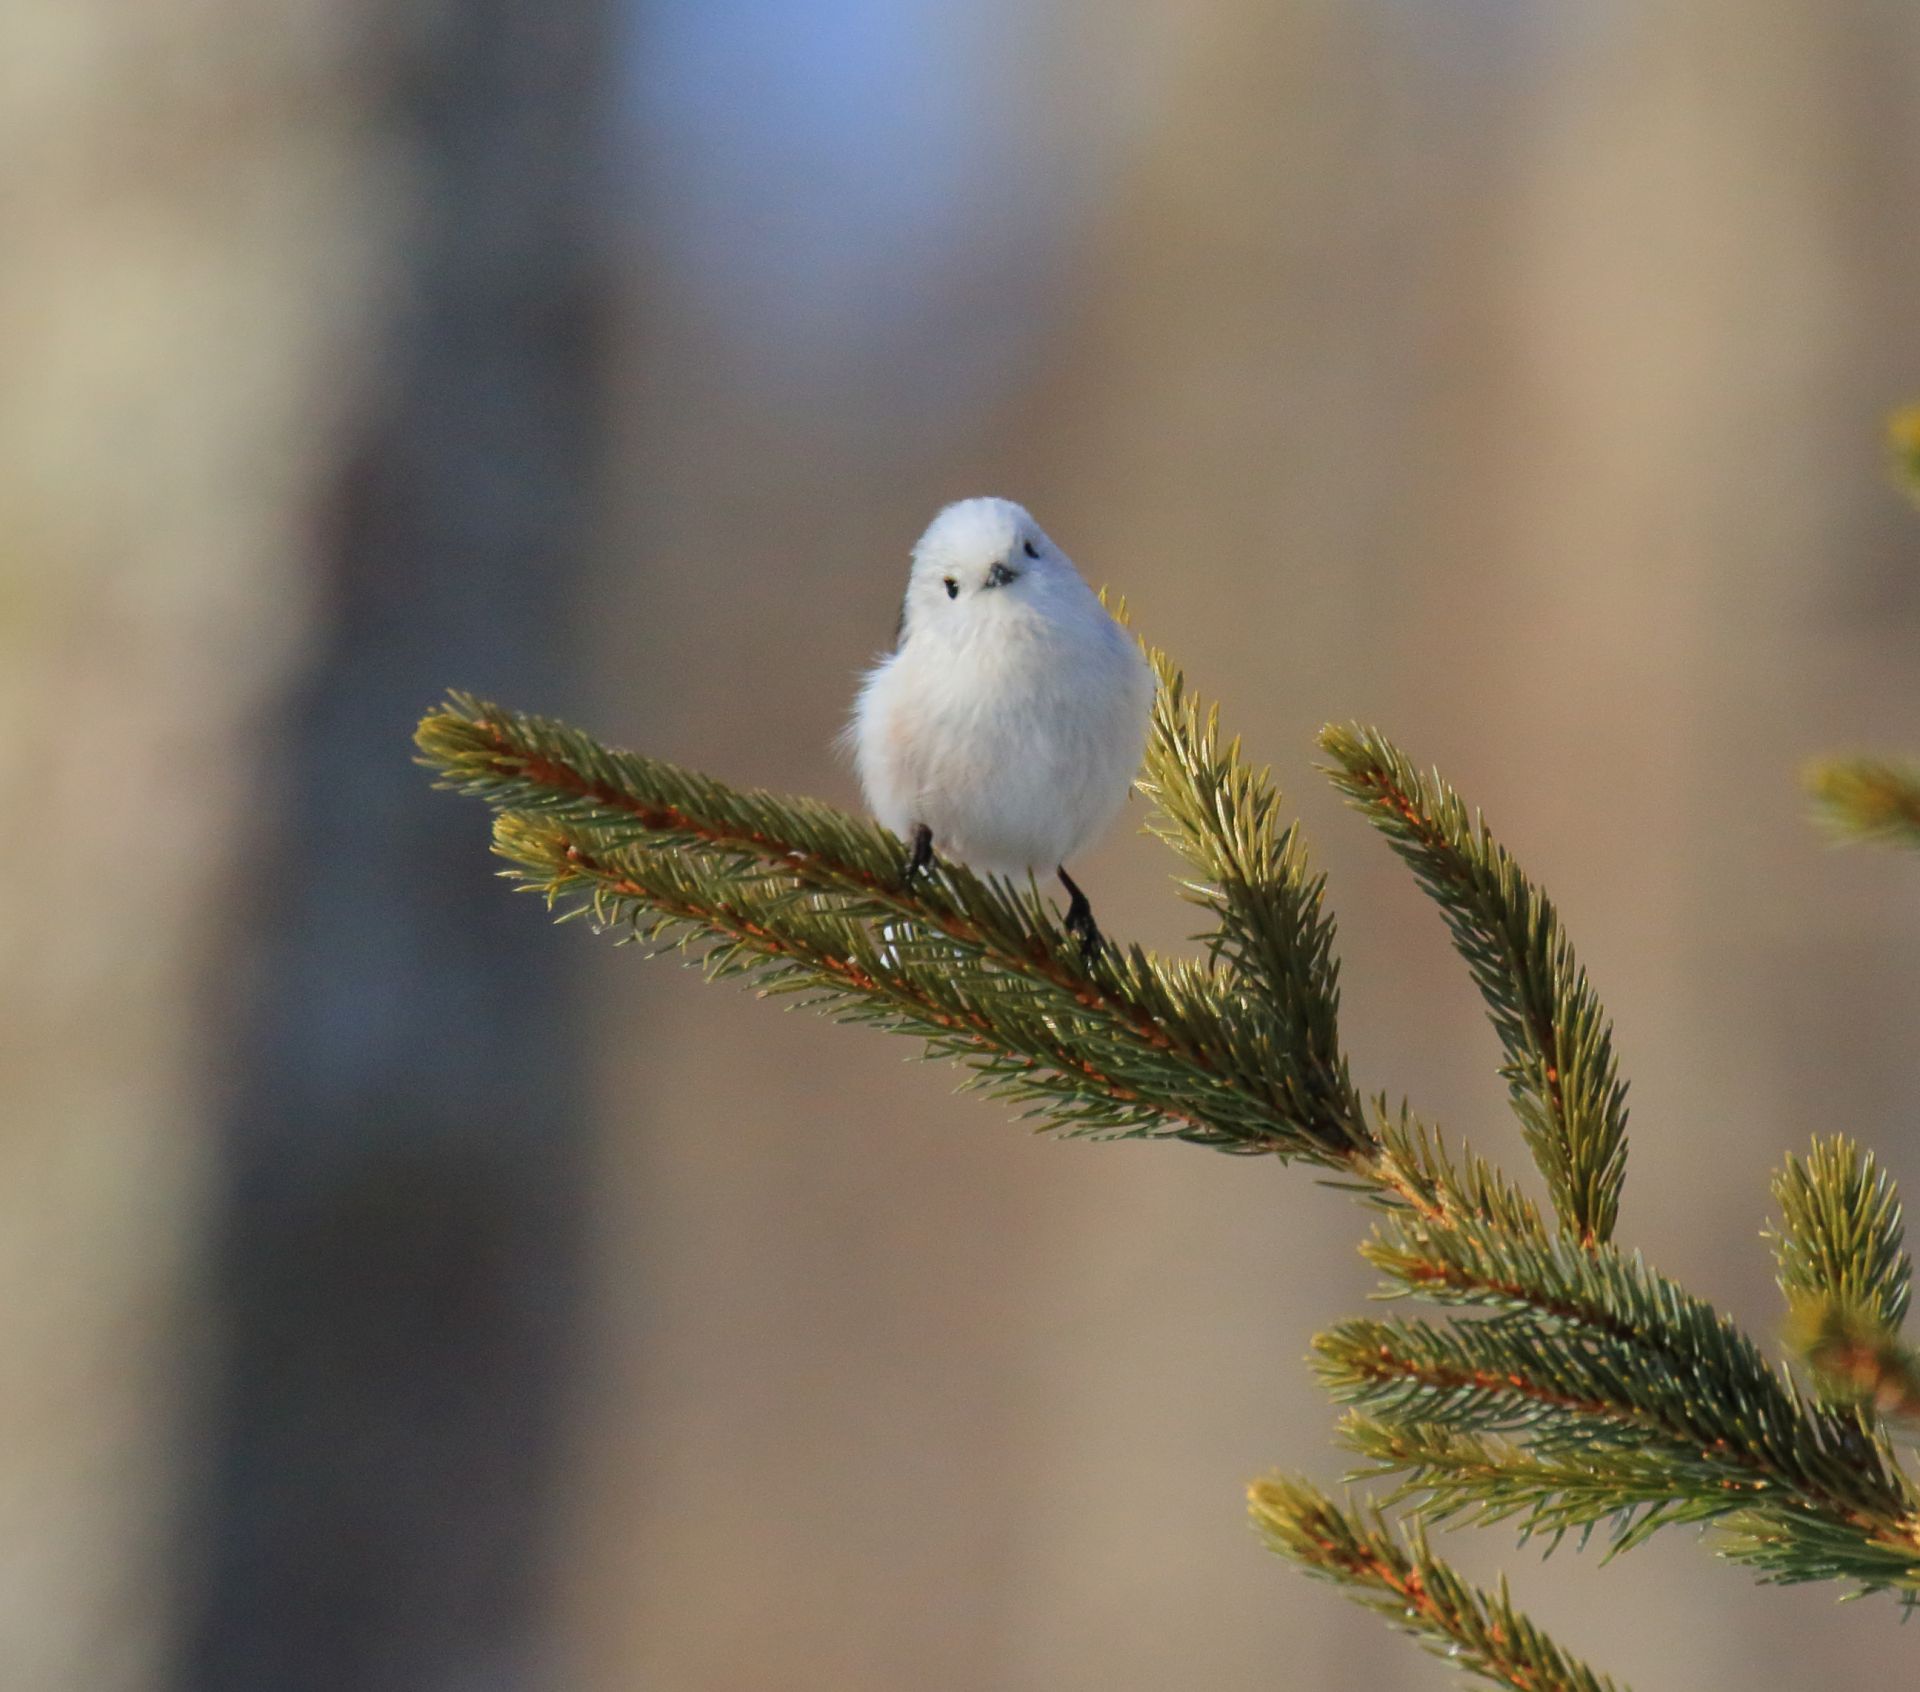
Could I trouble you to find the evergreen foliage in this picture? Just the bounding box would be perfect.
[1771,1138,1920,1419]
[1248,1479,1626,1692]
[1772,1138,1910,1334]
[1138,658,1362,1153]
[418,626,1920,1686]
[1318,727,1629,1247]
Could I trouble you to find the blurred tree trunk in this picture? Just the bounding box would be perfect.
[0,4,614,1691]
[0,8,398,1690]
[176,7,616,1692]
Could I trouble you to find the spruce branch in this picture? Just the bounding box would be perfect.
[1316,1287,1920,1590]
[1771,1138,1920,1418]
[1772,1138,1911,1333]
[492,814,1255,1142]
[1324,1192,1920,1588]
[419,690,1358,1160]
[1319,726,1630,1249]
[1341,1414,1920,1592]
[1359,1209,1836,1472]
[418,691,1557,1227]
[1249,1478,1627,1692]
[1138,656,1362,1149]
[1338,1416,1733,1554]
[1365,1104,1549,1240]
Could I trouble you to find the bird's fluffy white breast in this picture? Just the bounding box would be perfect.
[851,594,1151,876]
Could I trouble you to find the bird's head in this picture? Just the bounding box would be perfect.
[898,498,1083,643]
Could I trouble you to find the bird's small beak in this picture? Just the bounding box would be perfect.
[986,561,1017,588]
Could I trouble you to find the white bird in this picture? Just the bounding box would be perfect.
[847,497,1153,958]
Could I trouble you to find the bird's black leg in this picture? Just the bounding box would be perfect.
[904,822,936,884]
[1057,865,1103,963]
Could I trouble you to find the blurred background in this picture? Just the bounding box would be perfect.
[7,2,1920,1688]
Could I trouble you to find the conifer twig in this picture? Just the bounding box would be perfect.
[1771,1138,1920,1418]
[1319,727,1629,1248]
[1138,656,1362,1150]
[1772,1138,1911,1333]
[1338,1416,1735,1553]
[422,693,1320,1156]
[1328,1190,1920,1590]
[1249,1478,1627,1692]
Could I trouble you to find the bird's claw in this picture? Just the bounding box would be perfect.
[1067,914,1104,967]
[1058,866,1104,966]
[903,823,935,887]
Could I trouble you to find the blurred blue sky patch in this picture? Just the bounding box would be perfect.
[617,1,1160,409]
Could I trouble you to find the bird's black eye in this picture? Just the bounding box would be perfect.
[1023,539,1039,559]
[943,576,958,599]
